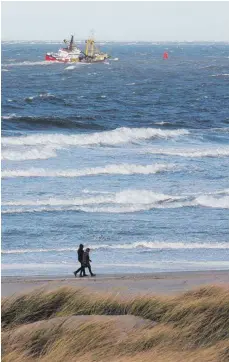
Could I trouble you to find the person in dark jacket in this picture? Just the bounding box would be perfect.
[83,248,96,277]
[73,244,87,277]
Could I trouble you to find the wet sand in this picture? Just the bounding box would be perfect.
[2,270,229,298]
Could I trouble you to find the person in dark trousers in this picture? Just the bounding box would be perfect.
[83,248,96,277]
[73,244,87,277]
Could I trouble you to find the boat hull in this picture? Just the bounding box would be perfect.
[45,54,80,63]
[81,59,108,64]
[45,54,108,64]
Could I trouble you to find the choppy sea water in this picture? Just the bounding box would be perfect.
[2,41,229,276]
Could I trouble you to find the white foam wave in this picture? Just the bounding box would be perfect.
[144,146,229,158]
[2,241,229,254]
[23,93,57,102]
[0,189,180,214]
[2,190,175,207]
[210,127,229,133]
[1,247,80,254]
[1,204,166,214]
[2,113,17,120]
[216,188,229,195]
[65,65,76,70]
[79,205,165,213]
[39,92,56,99]
[1,127,189,148]
[155,121,167,125]
[2,196,112,207]
[2,188,229,214]
[2,163,174,178]
[113,241,229,250]
[211,73,229,77]
[195,195,229,208]
[2,61,57,67]
[1,147,57,161]
[82,189,111,195]
[2,261,229,273]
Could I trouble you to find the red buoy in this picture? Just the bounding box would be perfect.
[163,51,169,59]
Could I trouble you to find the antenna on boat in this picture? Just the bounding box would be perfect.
[90,29,95,40]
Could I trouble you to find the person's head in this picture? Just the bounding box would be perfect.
[79,244,84,249]
[86,248,90,252]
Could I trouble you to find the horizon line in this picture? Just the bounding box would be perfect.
[2,39,229,43]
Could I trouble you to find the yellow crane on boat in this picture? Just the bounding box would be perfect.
[84,36,109,62]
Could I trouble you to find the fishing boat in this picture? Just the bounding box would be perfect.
[82,37,110,63]
[45,35,110,63]
[45,35,83,63]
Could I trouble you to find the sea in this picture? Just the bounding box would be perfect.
[2,41,229,276]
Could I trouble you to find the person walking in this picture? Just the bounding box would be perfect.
[73,244,87,277]
[83,248,96,277]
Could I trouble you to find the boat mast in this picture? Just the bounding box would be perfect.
[69,35,74,51]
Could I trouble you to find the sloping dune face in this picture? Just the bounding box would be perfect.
[2,286,229,362]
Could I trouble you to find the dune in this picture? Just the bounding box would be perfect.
[2,283,229,361]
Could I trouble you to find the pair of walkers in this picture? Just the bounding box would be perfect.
[73,244,96,277]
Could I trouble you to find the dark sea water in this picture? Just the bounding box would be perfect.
[2,41,229,276]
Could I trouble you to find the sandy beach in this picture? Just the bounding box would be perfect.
[2,270,229,298]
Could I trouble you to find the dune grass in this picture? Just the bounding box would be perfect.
[2,285,229,361]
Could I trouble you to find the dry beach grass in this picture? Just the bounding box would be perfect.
[2,285,229,361]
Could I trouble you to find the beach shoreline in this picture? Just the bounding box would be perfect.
[2,269,229,298]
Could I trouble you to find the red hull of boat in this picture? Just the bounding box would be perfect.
[45,54,69,62]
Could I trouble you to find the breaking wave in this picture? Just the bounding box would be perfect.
[2,189,229,214]
[195,195,229,208]
[2,240,229,254]
[1,147,57,161]
[2,113,17,120]
[144,146,229,158]
[1,127,189,147]
[2,190,176,207]
[2,163,174,178]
